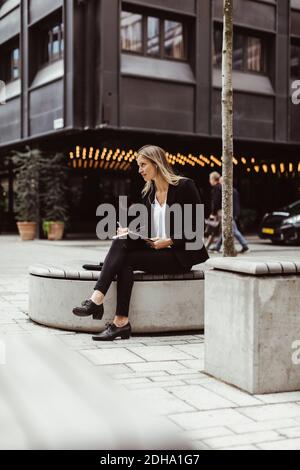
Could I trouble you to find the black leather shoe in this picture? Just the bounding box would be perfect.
[72,299,104,320]
[92,322,131,341]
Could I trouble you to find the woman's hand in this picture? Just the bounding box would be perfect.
[147,238,173,250]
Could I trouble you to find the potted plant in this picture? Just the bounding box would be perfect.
[41,152,69,240]
[12,148,42,241]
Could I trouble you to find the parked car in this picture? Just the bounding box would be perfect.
[259,200,300,244]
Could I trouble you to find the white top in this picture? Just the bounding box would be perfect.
[153,196,167,239]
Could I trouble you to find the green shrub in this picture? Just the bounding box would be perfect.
[40,152,69,224]
[12,148,69,226]
[12,148,43,222]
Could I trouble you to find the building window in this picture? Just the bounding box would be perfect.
[164,20,184,59]
[121,11,143,53]
[0,40,20,83]
[10,47,20,80]
[213,28,223,67]
[232,34,244,70]
[246,37,263,72]
[213,24,266,74]
[291,42,300,79]
[42,22,64,65]
[121,10,186,61]
[147,16,160,56]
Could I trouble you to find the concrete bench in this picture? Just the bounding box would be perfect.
[28,265,205,334]
[204,257,300,394]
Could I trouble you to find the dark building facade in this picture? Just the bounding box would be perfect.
[0,0,300,233]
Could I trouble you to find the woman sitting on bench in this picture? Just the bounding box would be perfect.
[72,145,209,341]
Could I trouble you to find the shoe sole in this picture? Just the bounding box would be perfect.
[92,334,131,341]
[72,309,90,317]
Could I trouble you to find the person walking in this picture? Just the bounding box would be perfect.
[213,183,250,254]
[72,145,209,341]
[206,172,222,249]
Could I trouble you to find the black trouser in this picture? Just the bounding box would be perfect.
[94,238,190,317]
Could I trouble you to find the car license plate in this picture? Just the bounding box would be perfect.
[262,227,274,235]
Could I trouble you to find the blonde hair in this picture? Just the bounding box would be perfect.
[137,145,185,198]
[209,171,221,182]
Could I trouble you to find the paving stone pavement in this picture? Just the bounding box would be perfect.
[1,235,300,450]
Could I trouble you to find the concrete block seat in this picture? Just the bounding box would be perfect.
[28,264,205,334]
[204,257,300,394]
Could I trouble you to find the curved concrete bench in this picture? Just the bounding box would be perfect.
[204,257,300,394]
[28,264,205,334]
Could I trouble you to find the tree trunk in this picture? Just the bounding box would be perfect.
[222,0,236,257]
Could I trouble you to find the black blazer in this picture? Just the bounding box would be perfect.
[141,178,209,269]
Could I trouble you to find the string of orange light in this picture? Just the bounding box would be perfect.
[67,146,300,175]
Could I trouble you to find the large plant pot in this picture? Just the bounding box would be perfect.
[47,222,65,241]
[17,222,37,241]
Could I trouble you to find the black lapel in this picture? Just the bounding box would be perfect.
[144,185,154,237]
[166,184,178,239]
[166,183,176,207]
